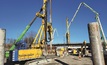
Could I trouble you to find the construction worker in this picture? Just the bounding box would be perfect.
[80,40,86,57]
[78,40,86,59]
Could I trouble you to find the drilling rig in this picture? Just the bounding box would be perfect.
[5,0,53,64]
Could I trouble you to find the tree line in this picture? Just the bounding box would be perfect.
[5,31,36,50]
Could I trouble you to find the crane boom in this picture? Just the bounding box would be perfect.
[68,2,106,45]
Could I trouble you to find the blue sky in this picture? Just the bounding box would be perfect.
[0,0,107,43]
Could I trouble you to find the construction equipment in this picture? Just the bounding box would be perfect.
[66,18,70,44]
[56,47,65,57]
[48,28,58,54]
[68,2,107,50]
[5,3,43,58]
[72,49,78,55]
[5,0,53,63]
[56,46,68,57]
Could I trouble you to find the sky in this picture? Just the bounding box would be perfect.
[0,0,107,44]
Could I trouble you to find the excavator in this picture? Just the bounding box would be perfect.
[5,0,53,64]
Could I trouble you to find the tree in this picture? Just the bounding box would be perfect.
[24,31,36,47]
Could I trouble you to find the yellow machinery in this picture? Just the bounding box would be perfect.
[6,0,53,63]
[18,22,53,61]
[18,0,53,60]
[56,47,67,57]
[18,49,42,61]
[72,49,77,55]
[18,0,49,61]
[56,47,64,57]
[30,22,53,49]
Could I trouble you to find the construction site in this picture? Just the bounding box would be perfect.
[0,0,107,65]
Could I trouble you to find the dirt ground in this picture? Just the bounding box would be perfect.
[4,55,93,65]
[44,55,93,65]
